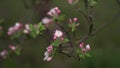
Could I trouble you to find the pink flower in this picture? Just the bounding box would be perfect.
[43,51,52,61]
[14,22,22,31]
[47,7,61,16]
[24,24,31,34]
[7,22,23,35]
[47,57,52,61]
[25,24,30,30]
[73,17,78,22]
[24,29,30,34]
[0,49,8,59]
[85,44,91,51]
[67,0,73,4]
[79,43,91,53]
[43,51,49,61]
[79,42,84,48]
[9,45,16,51]
[46,45,53,53]
[43,45,54,61]
[53,30,63,40]
[42,17,52,25]
[69,17,78,23]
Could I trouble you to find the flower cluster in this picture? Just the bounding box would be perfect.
[3,6,92,62]
[53,30,64,40]
[47,7,61,17]
[0,49,8,59]
[76,42,91,59]
[43,45,53,61]
[7,22,22,35]
[0,45,17,59]
[68,17,80,32]
[24,24,31,34]
[79,42,91,53]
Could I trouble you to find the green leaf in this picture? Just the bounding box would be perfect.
[58,15,65,22]
[29,24,34,30]
[71,23,76,32]
[76,49,81,54]
[85,53,92,57]
[52,39,61,47]
[79,54,85,59]
[88,0,97,6]
[38,22,46,31]
[15,49,21,55]
[62,38,69,43]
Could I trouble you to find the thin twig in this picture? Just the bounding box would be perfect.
[75,10,120,44]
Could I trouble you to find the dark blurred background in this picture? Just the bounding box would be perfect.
[0,0,120,68]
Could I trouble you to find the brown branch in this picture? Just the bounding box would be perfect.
[75,10,120,44]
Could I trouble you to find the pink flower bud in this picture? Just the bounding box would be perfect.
[79,42,84,48]
[47,45,53,53]
[82,48,86,53]
[73,17,78,22]
[47,7,61,16]
[47,57,52,61]
[69,18,72,24]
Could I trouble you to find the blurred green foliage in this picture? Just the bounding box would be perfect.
[0,0,120,68]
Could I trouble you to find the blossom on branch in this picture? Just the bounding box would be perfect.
[0,49,8,59]
[67,0,73,4]
[53,30,63,40]
[43,45,53,61]
[47,7,61,17]
[7,22,22,35]
[79,42,91,53]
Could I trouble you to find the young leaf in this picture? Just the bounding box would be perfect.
[88,0,97,6]
[85,53,92,57]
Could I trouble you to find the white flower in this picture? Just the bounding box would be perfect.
[42,17,52,24]
[47,7,61,16]
[54,30,63,38]
[25,24,30,30]
[9,45,16,51]
[85,44,91,51]
[43,51,49,61]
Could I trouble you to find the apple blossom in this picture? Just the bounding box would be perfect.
[85,44,91,51]
[46,45,53,53]
[79,43,91,53]
[47,7,61,17]
[42,17,52,25]
[9,45,16,51]
[79,42,84,48]
[67,0,73,4]
[53,30,63,40]
[46,57,52,61]
[7,22,23,35]
[0,49,8,59]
